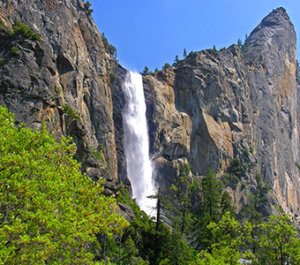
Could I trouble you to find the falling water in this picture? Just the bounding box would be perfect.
[122,71,157,216]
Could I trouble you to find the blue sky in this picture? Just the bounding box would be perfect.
[89,0,300,72]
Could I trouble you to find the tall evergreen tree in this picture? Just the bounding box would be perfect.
[220,191,234,215]
[174,55,179,65]
[183,48,187,57]
[192,168,222,250]
[201,168,222,220]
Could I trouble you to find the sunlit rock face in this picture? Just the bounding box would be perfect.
[143,8,300,221]
[0,1,299,223]
[0,0,119,194]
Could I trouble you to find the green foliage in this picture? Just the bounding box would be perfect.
[62,104,81,122]
[221,158,249,189]
[0,106,128,264]
[295,162,300,170]
[200,168,222,220]
[196,213,255,265]
[0,57,4,64]
[229,158,244,178]
[240,193,262,225]
[174,55,180,65]
[9,46,19,55]
[116,169,299,265]
[237,38,243,48]
[162,63,171,70]
[243,146,254,156]
[117,186,195,265]
[0,18,13,36]
[195,212,300,265]
[183,48,187,58]
[242,42,248,54]
[110,71,117,83]
[220,191,234,215]
[57,85,62,94]
[161,163,194,236]
[102,33,117,58]
[84,1,94,15]
[212,45,218,55]
[180,163,191,177]
[142,66,149,75]
[0,18,5,27]
[221,172,240,190]
[256,213,300,264]
[253,174,271,212]
[243,147,249,155]
[192,168,223,250]
[249,146,254,154]
[91,146,104,163]
[13,20,42,41]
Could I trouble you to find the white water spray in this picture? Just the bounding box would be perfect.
[122,71,157,216]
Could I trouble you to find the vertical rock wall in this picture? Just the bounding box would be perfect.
[0,2,299,220]
[0,0,119,193]
[144,8,300,219]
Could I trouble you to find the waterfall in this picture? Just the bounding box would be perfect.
[122,71,157,216]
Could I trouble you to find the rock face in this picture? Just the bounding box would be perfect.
[0,2,299,221]
[0,0,119,194]
[144,8,300,220]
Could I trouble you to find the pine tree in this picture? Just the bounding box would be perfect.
[160,163,193,236]
[174,55,179,65]
[237,38,243,48]
[220,191,234,215]
[183,48,187,58]
[141,66,149,75]
[201,168,222,220]
[192,168,222,250]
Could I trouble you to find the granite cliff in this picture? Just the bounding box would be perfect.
[0,0,120,194]
[0,1,299,221]
[143,8,300,220]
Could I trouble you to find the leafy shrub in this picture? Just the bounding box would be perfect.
[62,104,81,121]
[13,20,41,41]
[9,46,19,55]
[141,66,149,75]
[84,1,93,15]
[0,18,5,27]
[110,72,117,83]
[57,86,62,94]
[91,146,104,163]
[180,163,191,177]
[162,63,171,70]
[228,158,244,178]
[221,173,240,190]
[101,33,117,58]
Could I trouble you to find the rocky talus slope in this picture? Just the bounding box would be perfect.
[0,2,299,222]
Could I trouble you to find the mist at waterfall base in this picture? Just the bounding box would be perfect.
[122,71,157,216]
